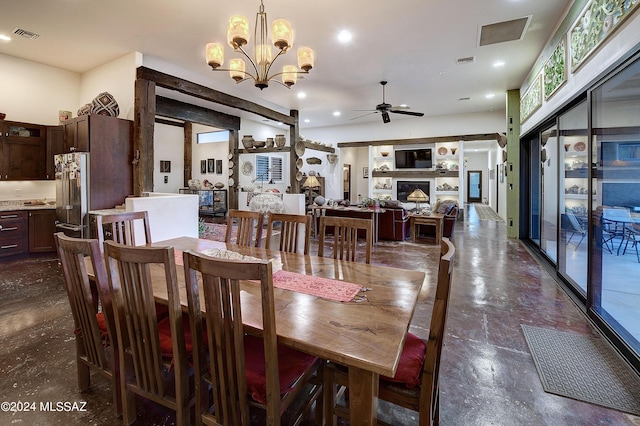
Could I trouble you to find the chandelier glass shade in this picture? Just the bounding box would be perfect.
[205,0,314,90]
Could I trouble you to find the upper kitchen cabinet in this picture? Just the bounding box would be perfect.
[62,114,134,210]
[0,121,46,180]
[46,125,64,180]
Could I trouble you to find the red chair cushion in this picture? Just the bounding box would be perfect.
[244,334,318,405]
[380,332,426,388]
[96,312,108,338]
[157,313,204,358]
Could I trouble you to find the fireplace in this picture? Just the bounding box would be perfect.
[397,181,430,202]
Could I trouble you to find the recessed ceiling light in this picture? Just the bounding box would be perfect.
[304,119,310,123]
[493,61,505,67]
[333,111,341,117]
[337,30,352,44]
[399,104,408,108]
[277,122,284,125]
[297,92,306,99]
[0,34,11,41]
[485,93,495,99]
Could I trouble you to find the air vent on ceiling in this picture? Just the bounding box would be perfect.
[458,97,471,101]
[456,56,475,65]
[479,17,530,47]
[13,28,41,40]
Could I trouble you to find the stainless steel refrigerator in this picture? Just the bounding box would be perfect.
[55,152,89,238]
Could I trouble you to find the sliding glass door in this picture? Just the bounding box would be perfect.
[540,124,559,263]
[591,57,640,356]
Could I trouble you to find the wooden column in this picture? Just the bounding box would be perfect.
[134,78,156,195]
[506,89,521,238]
[229,130,239,209]
[290,109,300,193]
[183,122,192,188]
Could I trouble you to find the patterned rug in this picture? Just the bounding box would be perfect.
[200,222,235,242]
[522,325,640,416]
[473,203,503,221]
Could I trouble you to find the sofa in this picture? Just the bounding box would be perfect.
[434,200,459,238]
[377,203,411,241]
[323,201,410,241]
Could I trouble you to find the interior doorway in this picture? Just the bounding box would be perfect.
[343,164,351,202]
[467,170,482,203]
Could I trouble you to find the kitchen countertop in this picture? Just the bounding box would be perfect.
[0,200,56,212]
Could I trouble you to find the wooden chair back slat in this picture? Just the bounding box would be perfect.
[54,232,121,416]
[104,241,190,425]
[226,209,264,247]
[96,211,152,247]
[265,213,311,255]
[318,216,373,264]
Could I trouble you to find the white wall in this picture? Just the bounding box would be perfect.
[0,53,80,125]
[153,123,184,193]
[80,52,141,120]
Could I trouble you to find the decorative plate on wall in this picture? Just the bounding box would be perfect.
[296,171,303,181]
[574,141,586,152]
[295,140,306,156]
[228,177,235,186]
[296,158,303,169]
[241,161,254,176]
[438,147,448,155]
[228,160,234,169]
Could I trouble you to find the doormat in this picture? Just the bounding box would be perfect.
[473,203,503,221]
[521,325,640,416]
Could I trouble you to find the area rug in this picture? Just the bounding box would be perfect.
[473,203,503,221]
[200,222,235,242]
[521,325,640,416]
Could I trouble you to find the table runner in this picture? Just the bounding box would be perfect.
[174,249,362,302]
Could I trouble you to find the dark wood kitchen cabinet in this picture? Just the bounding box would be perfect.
[46,126,64,180]
[62,115,133,210]
[0,211,28,258]
[0,121,46,180]
[28,209,56,253]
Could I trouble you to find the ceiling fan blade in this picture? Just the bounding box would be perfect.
[350,111,378,121]
[352,109,378,112]
[389,105,410,110]
[391,110,424,117]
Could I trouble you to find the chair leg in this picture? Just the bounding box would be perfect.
[77,359,91,392]
[323,364,337,426]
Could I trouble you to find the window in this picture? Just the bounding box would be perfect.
[197,130,229,144]
[255,154,284,183]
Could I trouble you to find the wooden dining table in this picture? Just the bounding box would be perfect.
[99,236,427,425]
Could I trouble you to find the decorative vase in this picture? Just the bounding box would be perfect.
[451,147,457,155]
[564,143,570,152]
[266,137,274,148]
[242,135,254,149]
[275,134,286,147]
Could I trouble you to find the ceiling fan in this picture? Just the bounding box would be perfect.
[352,81,425,123]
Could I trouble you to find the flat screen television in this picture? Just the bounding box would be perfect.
[395,148,432,169]
[397,181,430,203]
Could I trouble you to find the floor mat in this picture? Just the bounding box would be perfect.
[521,325,640,416]
[473,203,503,221]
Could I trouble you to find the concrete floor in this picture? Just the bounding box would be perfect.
[1,205,639,425]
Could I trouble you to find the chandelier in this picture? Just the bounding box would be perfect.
[205,0,315,90]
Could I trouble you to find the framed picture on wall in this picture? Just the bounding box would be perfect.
[363,167,369,178]
[499,164,504,183]
[216,159,222,174]
[160,160,171,173]
[201,160,207,174]
[207,158,215,173]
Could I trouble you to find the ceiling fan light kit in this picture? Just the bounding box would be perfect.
[352,81,425,123]
[205,0,314,90]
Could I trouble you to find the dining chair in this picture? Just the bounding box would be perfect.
[602,207,631,255]
[182,250,323,426]
[318,215,373,264]
[622,223,640,262]
[104,241,191,426]
[265,213,312,255]
[96,211,152,246]
[55,232,122,417]
[566,211,587,250]
[324,237,455,426]
[226,209,265,247]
